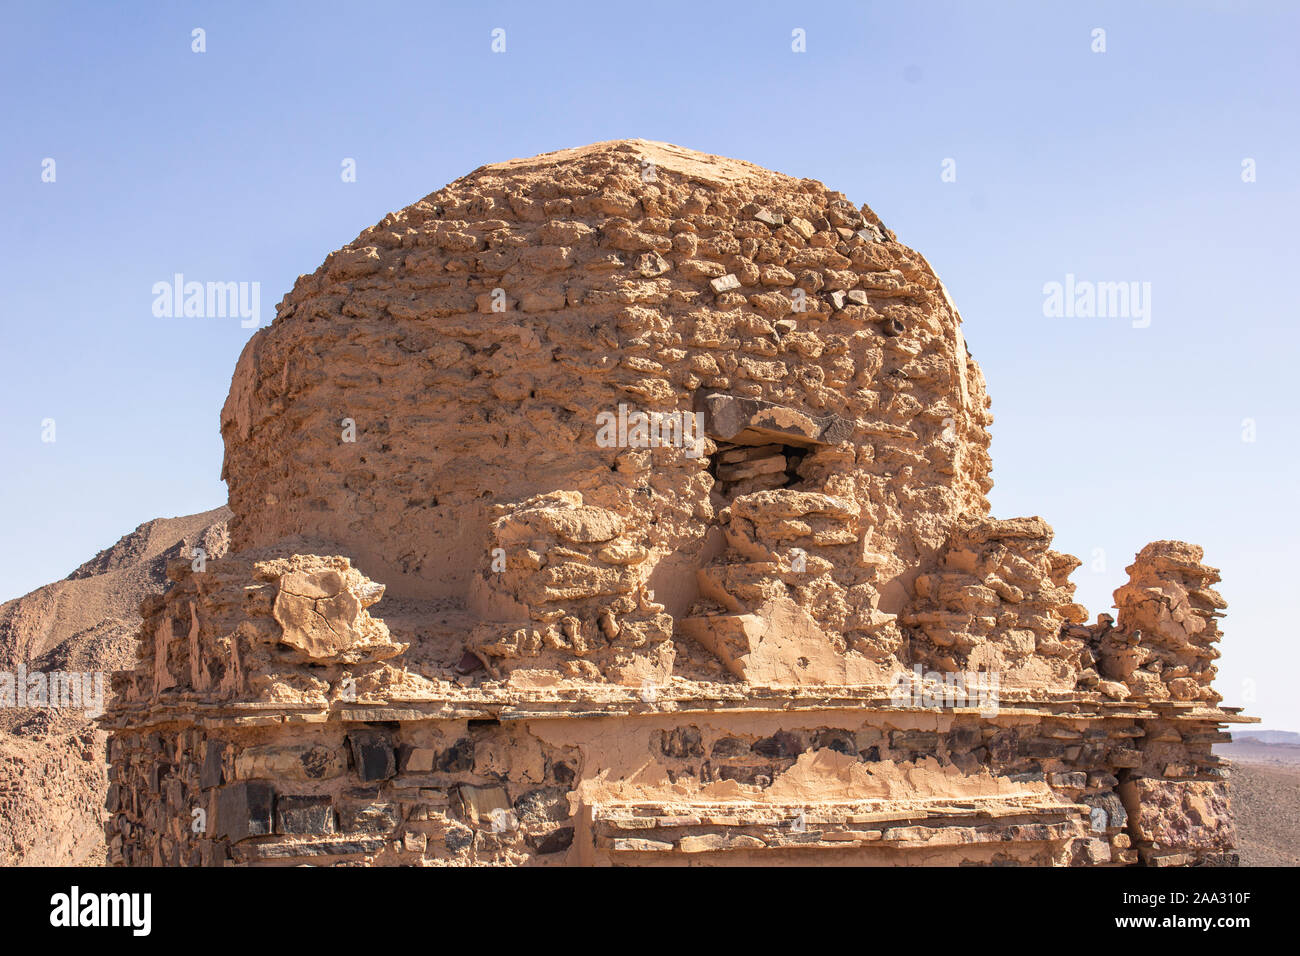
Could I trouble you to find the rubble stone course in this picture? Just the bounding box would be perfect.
[103,140,1250,866]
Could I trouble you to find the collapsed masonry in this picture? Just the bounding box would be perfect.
[102,140,1251,866]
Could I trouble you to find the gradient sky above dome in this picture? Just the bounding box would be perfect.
[1,0,1296,727]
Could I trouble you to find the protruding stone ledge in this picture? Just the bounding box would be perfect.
[594,797,1088,856]
[700,392,852,447]
[98,691,1259,731]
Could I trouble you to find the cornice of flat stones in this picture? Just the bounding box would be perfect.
[98,687,1257,732]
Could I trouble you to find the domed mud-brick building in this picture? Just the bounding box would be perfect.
[104,141,1251,866]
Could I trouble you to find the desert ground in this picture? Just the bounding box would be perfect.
[1217,736,1300,867]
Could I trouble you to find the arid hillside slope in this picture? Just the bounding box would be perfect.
[0,507,229,865]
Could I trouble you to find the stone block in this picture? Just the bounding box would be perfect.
[1048,772,1087,789]
[890,730,938,753]
[249,837,386,860]
[513,787,570,824]
[1084,791,1128,831]
[710,736,750,758]
[276,795,336,835]
[338,800,400,834]
[701,392,851,447]
[404,747,436,773]
[445,824,474,852]
[659,726,703,758]
[216,781,274,843]
[527,827,575,855]
[437,737,474,773]
[715,764,775,786]
[752,731,805,758]
[200,740,225,789]
[812,728,856,755]
[236,743,345,781]
[347,729,396,782]
[457,784,512,828]
[613,838,674,852]
[946,725,981,753]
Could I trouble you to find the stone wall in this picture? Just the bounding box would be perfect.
[104,550,1241,866]
[104,697,1234,866]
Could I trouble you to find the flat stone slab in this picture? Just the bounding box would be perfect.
[701,393,852,447]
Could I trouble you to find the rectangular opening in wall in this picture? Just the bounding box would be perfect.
[710,441,808,499]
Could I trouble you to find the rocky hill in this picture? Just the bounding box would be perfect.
[0,507,229,865]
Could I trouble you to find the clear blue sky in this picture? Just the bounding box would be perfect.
[2,1,1296,728]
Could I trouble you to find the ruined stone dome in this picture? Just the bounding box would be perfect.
[220,140,995,682]
[103,143,1242,871]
